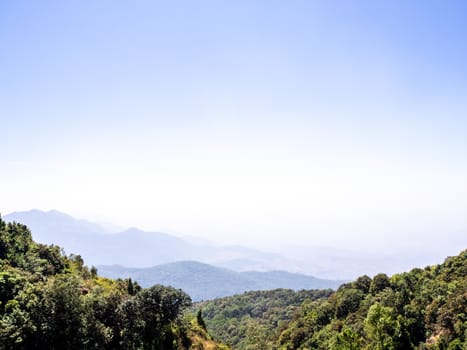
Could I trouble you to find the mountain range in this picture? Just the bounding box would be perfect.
[4,209,302,272]
[98,261,342,301]
[6,209,454,281]
[3,210,344,299]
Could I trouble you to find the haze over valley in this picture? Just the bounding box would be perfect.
[1,0,467,348]
[4,209,464,281]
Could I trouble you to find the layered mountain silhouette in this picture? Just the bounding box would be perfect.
[3,210,345,299]
[98,261,343,301]
[6,209,453,281]
[4,210,301,271]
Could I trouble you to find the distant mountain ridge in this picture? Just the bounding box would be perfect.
[4,210,406,280]
[5,210,193,267]
[4,210,344,300]
[7,209,444,281]
[4,210,303,272]
[97,261,344,301]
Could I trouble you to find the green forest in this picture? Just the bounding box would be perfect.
[196,289,333,349]
[0,216,225,350]
[1,215,466,349]
[199,251,467,349]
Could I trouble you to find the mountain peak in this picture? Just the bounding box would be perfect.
[47,209,71,217]
[121,227,144,235]
[7,209,75,222]
[3,209,313,276]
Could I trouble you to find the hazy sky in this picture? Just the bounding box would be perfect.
[2,1,466,253]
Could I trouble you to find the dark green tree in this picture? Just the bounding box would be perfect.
[197,309,207,331]
[370,273,391,295]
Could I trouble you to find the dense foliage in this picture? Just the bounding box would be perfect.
[0,216,220,350]
[199,251,467,349]
[196,289,333,349]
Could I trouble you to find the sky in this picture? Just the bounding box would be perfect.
[1,0,467,255]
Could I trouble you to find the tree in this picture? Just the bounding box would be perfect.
[245,322,271,350]
[370,274,391,295]
[0,223,34,267]
[41,275,85,349]
[365,303,397,350]
[354,275,372,294]
[197,309,207,331]
[335,288,364,319]
[136,285,191,349]
[332,328,362,350]
[90,266,98,279]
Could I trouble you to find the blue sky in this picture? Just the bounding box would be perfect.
[1,1,466,254]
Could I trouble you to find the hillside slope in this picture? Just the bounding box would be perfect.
[0,215,226,350]
[199,249,467,349]
[98,261,343,301]
[196,289,333,349]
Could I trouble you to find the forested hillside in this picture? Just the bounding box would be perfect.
[2,214,466,349]
[196,289,333,349]
[0,215,226,350]
[199,250,467,349]
[98,262,342,301]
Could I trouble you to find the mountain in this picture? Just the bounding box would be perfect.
[0,213,226,350]
[4,209,108,238]
[8,209,454,281]
[5,210,195,266]
[198,249,467,349]
[4,210,302,272]
[97,261,343,301]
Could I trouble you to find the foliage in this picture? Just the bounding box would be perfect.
[0,215,223,350]
[194,289,332,349]
[197,250,467,349]
[284,250,467,350]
